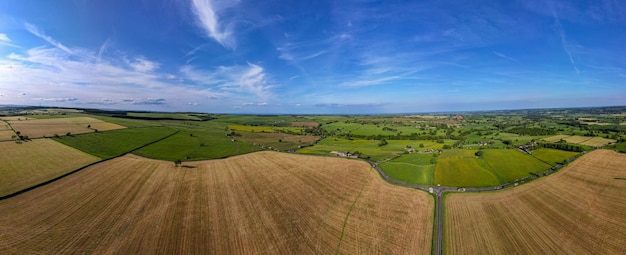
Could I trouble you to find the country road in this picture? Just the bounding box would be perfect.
[365,160,504,255]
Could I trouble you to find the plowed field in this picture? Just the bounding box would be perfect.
[445,150,626,254]
[0,152,433,254]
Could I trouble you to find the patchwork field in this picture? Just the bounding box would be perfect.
[235,131,320,151]
[0,152,433,254]
[0,139,100,196]
[9,117,126,138]
[228,124,305,134]
[543,135,616,147]
[54,126,177,159]
[445,150,626,254]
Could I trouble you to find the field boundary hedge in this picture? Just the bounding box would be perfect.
[0,130,180,201]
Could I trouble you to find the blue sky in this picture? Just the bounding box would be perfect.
[0,0,624,114]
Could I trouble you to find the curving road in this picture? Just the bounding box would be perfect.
[365,160,506,255]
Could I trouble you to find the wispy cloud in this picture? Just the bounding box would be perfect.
[190,0,237,49]
[180,63,274,99]
[0,26,272,110]
[24,23,73,54]
[493,52,520,63]
[550,8,580,75]
[0,33,19,48]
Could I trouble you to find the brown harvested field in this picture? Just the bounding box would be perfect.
[0,139,100,196]
[577,136,616,146]
[8,117,125,138]
[0,116,32,121]
[542,134,570,142]
[291,121,320,127]
[0,130,16,141]
[0,152,433,254]
[445,150,626,254]
[543,135,616,146]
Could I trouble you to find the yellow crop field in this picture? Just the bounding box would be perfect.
[0,152,433,254]
[0,130,16,141]
[445,150,626,254]
[0,139,100,196]
[0,116,32,121]
[577,136,616,146]
[9,117,126,138]
[542,134,570,142]
[542,135,616,147]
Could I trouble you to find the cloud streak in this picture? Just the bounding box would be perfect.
[0,33,19,48]
[493,52,520,63]
[550,8,580,75]
[24,23,73,54]
[190,0,237,49]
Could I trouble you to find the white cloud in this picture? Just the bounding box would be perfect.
[190,0,238,49]
[0,33,20,48]
[0,33,10,42]
[180,63,274,99]
[127,57,159,73]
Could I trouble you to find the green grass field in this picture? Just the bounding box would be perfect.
[438,149,477,158]
[434,157,500,187]
[227,124,305,134]
[380,153,435,185]
[482,149,551,180]
[126,112,213,121]
[54,127,177,159]
[297,137,454,162]
[134,129,261,161]
[531,148,579,166]
[234,132,320,151]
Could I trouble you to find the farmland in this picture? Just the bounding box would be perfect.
[0,139,99,196]
[531,148,579,166]
[445,150,626,254]
[9,117,126,138]
[234,131,320,151]
[1,106,626,254]
[543,135,616,147]
[228,124,305,134]
[54,126,177,159]
[298,137,454,162]
[380,153,435,185]
[0,152,433,254]
[134,128,261,161]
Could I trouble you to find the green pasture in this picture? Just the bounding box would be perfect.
[482,149,551,181]
[135,129,261,161]
[380,153,435,185]
[127,112,205,120]
[297,138,455,162]
[434,157,500,187]
[531,148,579,166]
[405,149,555,187]
[227,124,305,134]
[54,126,177,159]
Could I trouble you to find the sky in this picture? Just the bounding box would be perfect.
[0,0,625,114]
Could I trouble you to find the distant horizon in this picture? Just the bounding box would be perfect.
[1,1,625,114]
[2,103,625,116]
